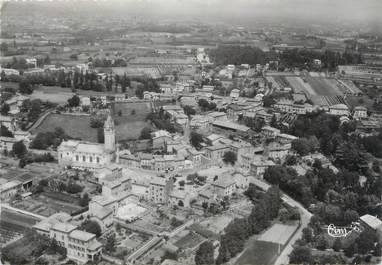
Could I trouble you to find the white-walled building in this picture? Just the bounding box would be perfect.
[58,115,116,170]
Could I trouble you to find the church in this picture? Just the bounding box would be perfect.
[58,114,116,170]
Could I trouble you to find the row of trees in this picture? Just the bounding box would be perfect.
[279,48,363,71]
[208,45,275,66]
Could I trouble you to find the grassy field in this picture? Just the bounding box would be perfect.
[258,223,298,245]
[235,239,280,265]
[31,106,151,142]
[30,113,98,142]
[112,102,152,141]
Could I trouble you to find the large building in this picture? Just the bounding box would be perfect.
[49,222,102,263]
[58,115,116,170]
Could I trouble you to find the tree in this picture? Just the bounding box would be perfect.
[284,155,297,165]
[97,128,104,144]
[68,95,80,107]
[12,141,27,158]
[105,233,116,252]
[161,250,178,262]
[333,238,342,252]
[139,127,152,140]
[263,95,276,107]
[302,227,314,243]
[65,183,83,194]
[344,242,358,257]
[81,220,102,237]
[190,131,203,148]
[28,99,42,122]
[343,210,359,224]
[19,79,34,94]
[316,234,328,250]
[1,125,13,137]
[178,200,184,207]
[79,193,89,207]
[195,241,215,265]
[0,103,10,115]
[183,105,196,116]
[356,230,377,255]
[289,246,312,264]
[223,151,237,165]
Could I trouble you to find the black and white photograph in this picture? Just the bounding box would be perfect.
[0,0,381,264]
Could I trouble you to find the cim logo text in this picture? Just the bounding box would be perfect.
[327,222,363,238]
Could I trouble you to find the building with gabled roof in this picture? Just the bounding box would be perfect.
[58,114,116,170]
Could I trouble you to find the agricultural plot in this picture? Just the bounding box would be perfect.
[0,208,40,246]
[12,192,82,217]
[305,76,343,96]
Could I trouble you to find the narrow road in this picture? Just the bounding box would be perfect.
[250,178,312,265]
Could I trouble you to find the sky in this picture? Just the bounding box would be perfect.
[1,0,381,25]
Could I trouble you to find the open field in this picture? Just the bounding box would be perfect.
[258,223,298,245]
[285,76,316,95]
[112,102,152,141]
[235,239,280,265]
[31,90,74,104]
[30,113,98,142]
[31,101,151,142]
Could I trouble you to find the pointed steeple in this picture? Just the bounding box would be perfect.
[104,114,114,130]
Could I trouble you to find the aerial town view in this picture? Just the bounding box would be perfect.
[0,0,381,264]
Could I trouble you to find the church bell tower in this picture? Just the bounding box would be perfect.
[104,114,116,152]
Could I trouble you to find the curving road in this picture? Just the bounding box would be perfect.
[250,178,312,265]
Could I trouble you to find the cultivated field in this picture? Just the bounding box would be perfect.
[304,76,342,96]
[12,192,83,217]
[0,208,40,246]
